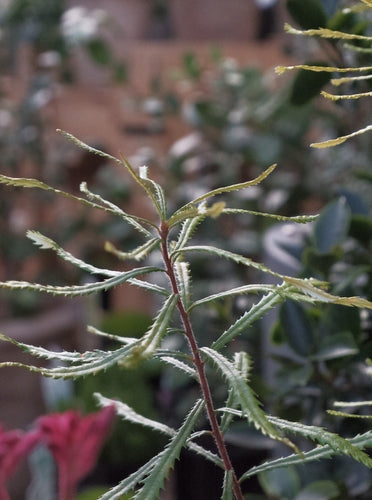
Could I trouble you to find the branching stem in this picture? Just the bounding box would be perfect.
[159,221,244,500]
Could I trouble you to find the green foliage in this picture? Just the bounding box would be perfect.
[1,2,372,497]
[1,128,372,499]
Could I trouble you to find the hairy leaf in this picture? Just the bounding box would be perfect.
[172,212,206,252]
[120,294,179,367]
[104,238,160,262]
[174,261,191,308]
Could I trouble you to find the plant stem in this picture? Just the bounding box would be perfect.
[159,221,244,500]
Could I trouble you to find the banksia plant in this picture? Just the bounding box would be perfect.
[1,127,372,499]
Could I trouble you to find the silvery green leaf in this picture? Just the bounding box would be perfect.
[121,294,179,366]
[202,348,296,452]
[0,333,141,378]
[0,266,162,297]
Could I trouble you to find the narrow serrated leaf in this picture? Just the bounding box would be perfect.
[321,90,372,101]
[27,230,119,277]
[222,208,318,223]
[105,237,160,261]
[189,284,277,312]
[172,212,206,252]
[155,353,197,378]
[134,399,205,500]
[174,261,191,307]
[0,173,155,236]
[221,470,234,500]
[220,353,251,434]
[96,393,221,468]
[212,285,289,350]
[240,431,372,483]
[202,348,296,452]
[0,333,141,378]
[99,455,159,500]
[171,164,276,220]
[310,124,372,148]
[0,266,162,297]
[284,23,372,41]
[276,64,372,75]
[121,294,179,366]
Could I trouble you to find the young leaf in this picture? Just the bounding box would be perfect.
[168,201,225,228]
[134,399,205,500]
[104,237,161,262]
[120,294,179,367]
[220,352,252,434]
[172,211,206,252]
[174,261,191,308]
[170,164,277,221]
[201,348,296,452]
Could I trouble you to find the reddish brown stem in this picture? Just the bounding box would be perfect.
[159,221,244,500]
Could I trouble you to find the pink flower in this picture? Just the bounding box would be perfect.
[37,406,115,500]
[0,426,41,500]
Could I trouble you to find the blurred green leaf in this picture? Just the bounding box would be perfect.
[312,332,358,361]
[290,62,332,105]
[259,466,301,499]
[349,215,372,245]
[294,480,340,500]
[86,38,112,66]
[313,198,351,255]
[77,487,132,499]
[183,52,201,80]
[280,300,315,357]
[286,0,328,30]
